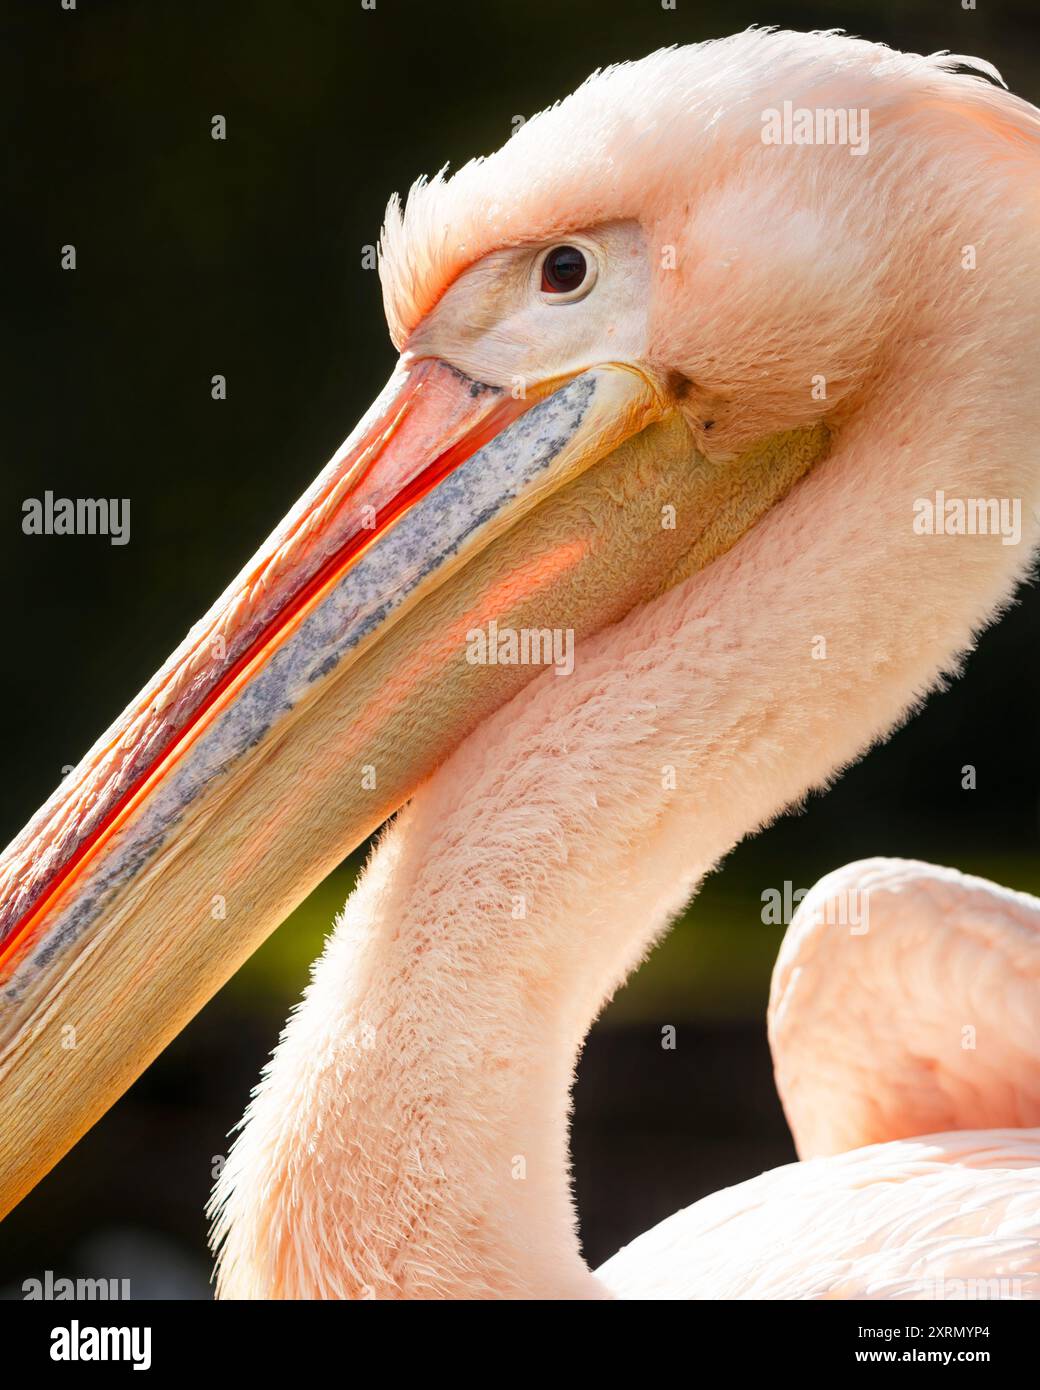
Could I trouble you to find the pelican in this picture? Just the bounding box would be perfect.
[1,29,1039,1300]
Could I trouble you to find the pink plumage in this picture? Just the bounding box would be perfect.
[210,30,1040,1299]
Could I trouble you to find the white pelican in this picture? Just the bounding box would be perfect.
[0,29,1038,1299]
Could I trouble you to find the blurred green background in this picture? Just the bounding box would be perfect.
[1,0,1038,1294]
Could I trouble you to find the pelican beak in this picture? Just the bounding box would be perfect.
[0,356,662,1214]
[0,352,825,1215]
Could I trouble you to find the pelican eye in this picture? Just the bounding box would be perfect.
[539,245,592,299]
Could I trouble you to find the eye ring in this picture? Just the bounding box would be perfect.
[538,243,597,303]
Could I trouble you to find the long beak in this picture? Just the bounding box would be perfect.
[0,354,825,1216]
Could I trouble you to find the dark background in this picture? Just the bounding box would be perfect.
[1,0,1037,1297]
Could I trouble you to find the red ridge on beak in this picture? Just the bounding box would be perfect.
[0,357,530,980]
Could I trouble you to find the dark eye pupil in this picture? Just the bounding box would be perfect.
[542,245,587,293]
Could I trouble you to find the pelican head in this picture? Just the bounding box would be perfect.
[1,29,1038,1251]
